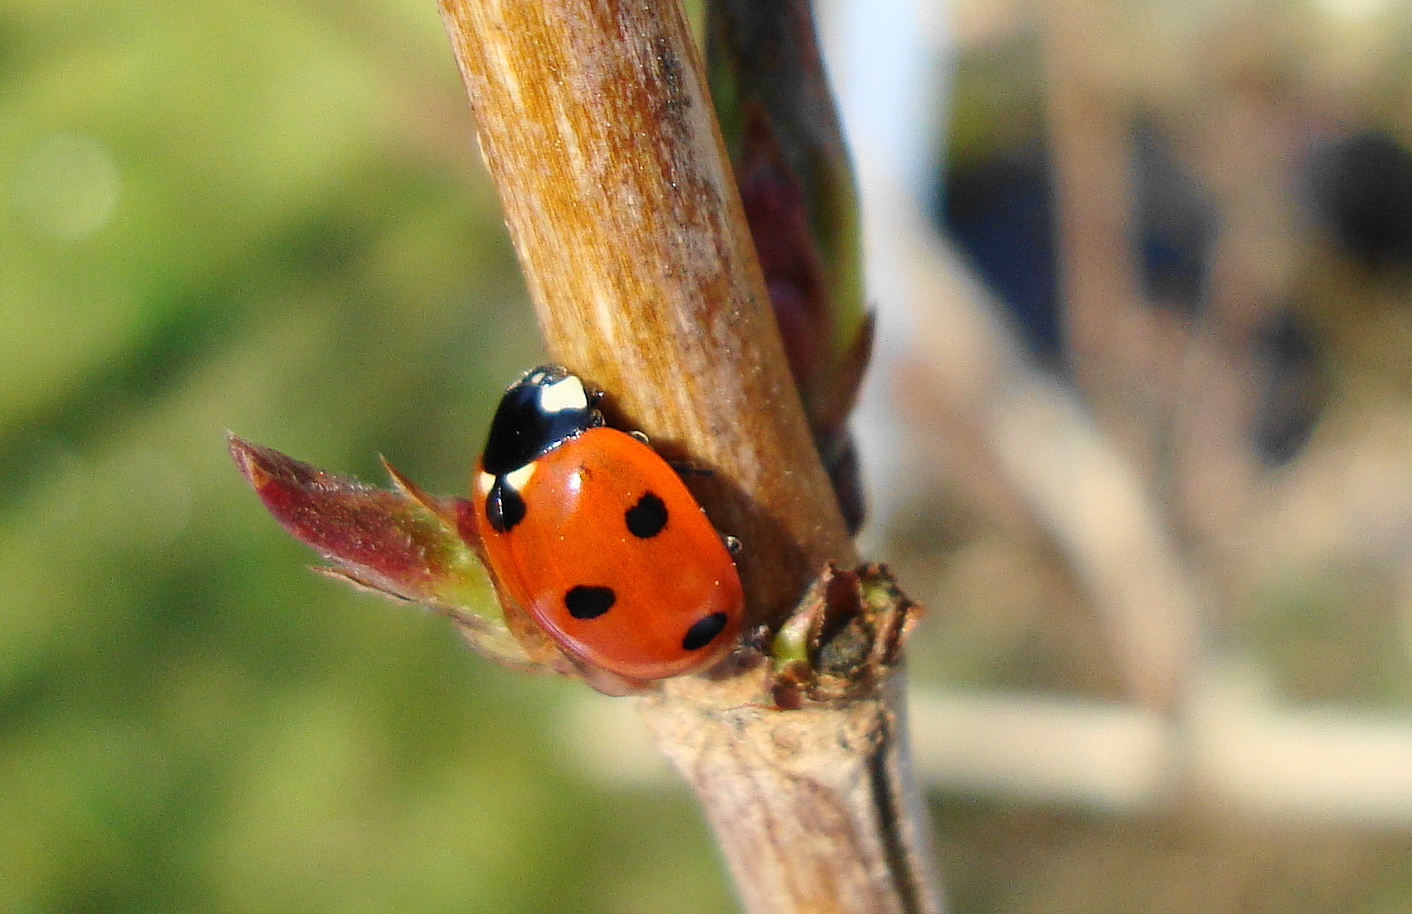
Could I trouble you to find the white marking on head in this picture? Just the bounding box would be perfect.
[538,374,588,414]
[504,462,536,492]
[476,471,496,495]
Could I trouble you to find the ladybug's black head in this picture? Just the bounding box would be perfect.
[481,365,603,474]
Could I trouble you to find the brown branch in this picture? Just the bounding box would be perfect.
[643,672,940,914]
[436,1,943,912]
[438,0,850,623]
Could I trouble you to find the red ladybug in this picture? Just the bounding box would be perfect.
[470,365,744,682]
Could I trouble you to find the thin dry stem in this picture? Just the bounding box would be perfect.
[435,1,943,912]
[439,0,853,625]
[644,672,941,914]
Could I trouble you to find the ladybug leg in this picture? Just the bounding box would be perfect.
[628,430,714,478]
[721,533,742,554]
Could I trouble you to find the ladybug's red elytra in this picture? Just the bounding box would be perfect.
[471,365,744,681]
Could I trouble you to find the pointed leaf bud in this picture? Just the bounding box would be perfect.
[229,434,545,671]
[707,0,873,532]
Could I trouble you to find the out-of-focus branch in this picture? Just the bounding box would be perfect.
[575,681,1412,827]
[877,177,1203,711]
[1039,0,1165,461]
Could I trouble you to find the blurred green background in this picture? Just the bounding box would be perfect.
[12,0,1412,912]
[0,2,737,911]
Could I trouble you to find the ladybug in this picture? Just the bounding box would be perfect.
[470,365,744,682]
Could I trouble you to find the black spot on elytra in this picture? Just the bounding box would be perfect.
[486,478,526,533]
[565,585,616,620]
[682,612,728,651]
[625,491,668,538]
